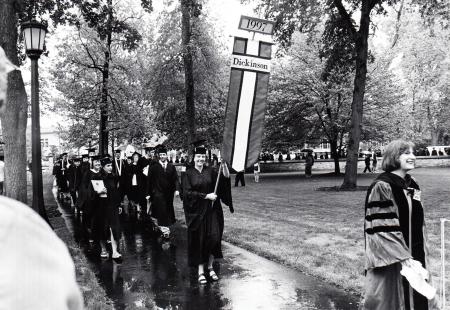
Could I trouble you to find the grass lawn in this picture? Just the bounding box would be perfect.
[176,167,450,301]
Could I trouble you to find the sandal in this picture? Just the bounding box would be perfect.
[112,252,122,259]
[208,268,219,281]
[198,273,207,285]
[112,253,123,263]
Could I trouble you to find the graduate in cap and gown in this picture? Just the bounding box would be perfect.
[127,151,147,215]
[59,153,70,194]
[182,138,233,284]
[112,150,126,203]
[90,157,122,260]
[67,157,82,208]
[76,154,92,215]
[146,145,180,238]
[81,154,91,171]
[81,156,103,240]
[53,153,69,199]
[142,146,156,167]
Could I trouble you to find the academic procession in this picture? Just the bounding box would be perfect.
[0,0,449,309]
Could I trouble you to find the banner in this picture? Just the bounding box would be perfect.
[222,31,273,172]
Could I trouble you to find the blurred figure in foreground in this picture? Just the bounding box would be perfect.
[0,196,83,309]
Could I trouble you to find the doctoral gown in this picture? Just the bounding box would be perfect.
[363,172,439,310]
[112,158,127,199]
[147,162,180,226]
[182,166,233,267]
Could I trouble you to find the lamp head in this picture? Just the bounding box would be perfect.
[21,20,48,58]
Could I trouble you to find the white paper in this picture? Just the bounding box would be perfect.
[91,180,107,197]
[143,166,149,176]
[132,174,137,186]
[400,261,436,300]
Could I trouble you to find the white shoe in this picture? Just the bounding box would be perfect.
[112,252,122,259]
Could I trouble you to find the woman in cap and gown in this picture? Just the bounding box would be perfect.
[182,140,233,284]
[79,156,102,240]
[126,152,147,216]
[90,157,122,260]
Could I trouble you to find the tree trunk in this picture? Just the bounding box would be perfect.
[430,129,439,145]
[180,0,197,147]
[341,1,371,189]
[99,61,109,156]
[99,0,112,156]
[0,0,28,203]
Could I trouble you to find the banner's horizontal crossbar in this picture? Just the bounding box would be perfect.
[231,55,271,73]
[232,51,272,60]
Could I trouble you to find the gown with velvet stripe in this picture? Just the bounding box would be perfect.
[363,172,439,310]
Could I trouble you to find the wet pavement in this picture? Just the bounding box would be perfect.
[58,199,360,310]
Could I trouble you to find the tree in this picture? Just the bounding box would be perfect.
[180,0,202,147]
[147,1,229,150]
[0,0,29,203]
[264,29,354,174]
[70,0,147,155]
[252,0,445,188]
[0,0,80,204]
[50,21,155,151]
[393,10,450,145]
[48,0,153,154]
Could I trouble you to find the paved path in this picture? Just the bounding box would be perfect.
[58,197,359,310]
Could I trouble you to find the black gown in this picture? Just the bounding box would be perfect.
[147,162,180,226]
[182,166,232,266]
[67,164,82,204]
[127,163,147,206]
[112,158,127,200]
[91,171,122,241]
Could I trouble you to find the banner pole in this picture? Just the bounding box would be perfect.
[211,162,223,208]
[442,218,446,310]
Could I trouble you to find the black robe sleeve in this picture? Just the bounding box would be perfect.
[171,165,181,193]
[215,171,233,213]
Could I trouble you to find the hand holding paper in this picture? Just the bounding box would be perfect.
[400,259,436,300]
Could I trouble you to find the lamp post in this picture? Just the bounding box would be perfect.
[21,20,49,222]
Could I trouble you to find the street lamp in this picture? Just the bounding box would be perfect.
[21,19,49,223]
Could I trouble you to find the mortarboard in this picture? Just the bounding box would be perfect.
[192,137,207,155]
[155,144,167,154]
[100,157,112,166]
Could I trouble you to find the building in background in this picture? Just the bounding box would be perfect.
[26,122,65,160]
